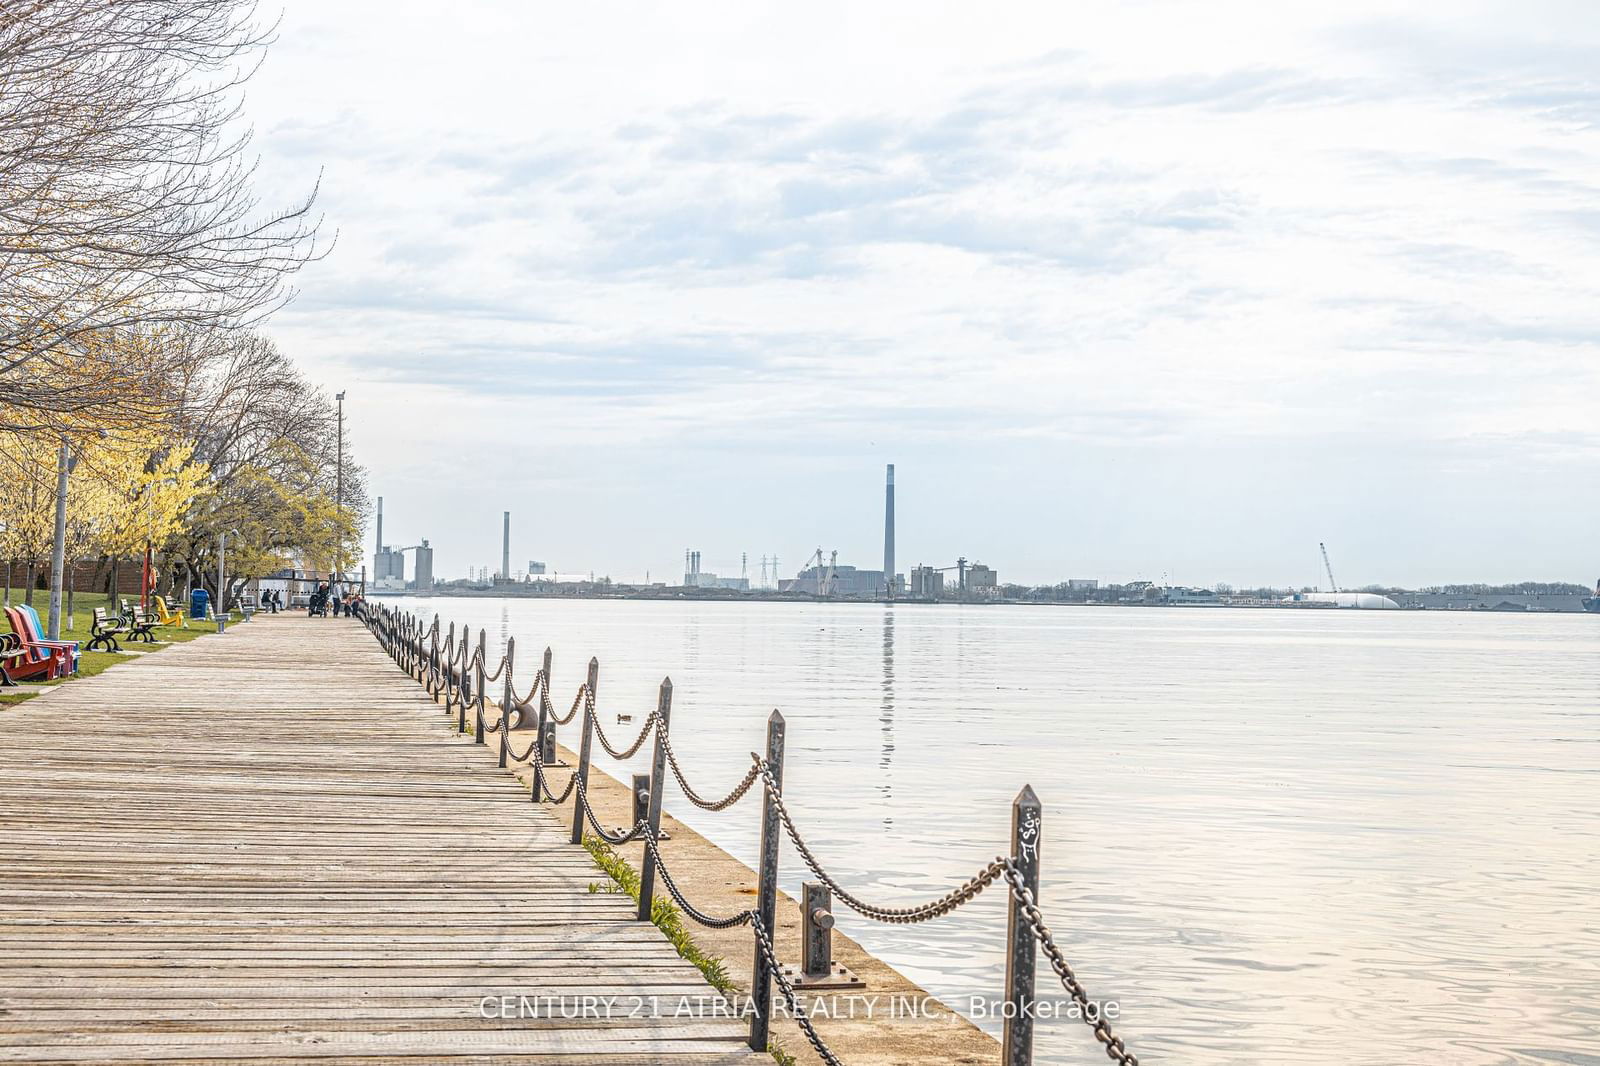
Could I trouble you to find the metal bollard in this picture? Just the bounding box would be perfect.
[631,773,651,831]
[802,882,835,979]
[748,710,785,1052]
[1002,785,1042,1066]
[636,679,672,920]
[779,882,862,990]
[541,719,557,767]
[569,658,599,844]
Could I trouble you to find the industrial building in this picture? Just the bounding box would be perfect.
[909,565,943,598]
[371,496,432,592]
[781,562,886,597]
[681,550,750,591]
[413,541,433,591]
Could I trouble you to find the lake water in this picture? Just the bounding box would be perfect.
[388,597,1600,1064]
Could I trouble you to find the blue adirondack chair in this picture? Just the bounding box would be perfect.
[17,604,80,673]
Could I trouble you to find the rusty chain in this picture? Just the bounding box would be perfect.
[371,605,1138,1066]
[754,757,1011,923]
[1001,864,1139,1065]
[639,827,753,929]
[750,911,845,1066]
[659,727,762,810]
[589,706,657,760]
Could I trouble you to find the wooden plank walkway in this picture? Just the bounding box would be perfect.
[0,616,767,1065]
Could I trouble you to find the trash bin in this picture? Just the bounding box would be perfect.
[189,587,210,621]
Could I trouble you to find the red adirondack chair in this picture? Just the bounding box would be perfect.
[2,607,69,681]
[16,604,79,673]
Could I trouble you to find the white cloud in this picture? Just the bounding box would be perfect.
[248,1,1600,586]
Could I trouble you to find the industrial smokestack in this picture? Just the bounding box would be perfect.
[883,464,895,598]
[501,512,510,582]
[375,497,384,569]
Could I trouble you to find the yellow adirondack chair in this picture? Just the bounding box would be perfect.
[151,597,186,628]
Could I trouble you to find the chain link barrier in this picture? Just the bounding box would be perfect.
[660,728,762,811]
[364,604,1139,1066]
[590,707,657,760]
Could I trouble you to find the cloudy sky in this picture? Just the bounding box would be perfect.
[248,0,1600,589]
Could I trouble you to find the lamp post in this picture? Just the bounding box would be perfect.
[335,390,345,582]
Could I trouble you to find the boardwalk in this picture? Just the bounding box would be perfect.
[0,617,766,1065]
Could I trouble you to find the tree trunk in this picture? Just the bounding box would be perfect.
[109,557,119,611]
[4,558,10,605]
[24,560,35,607]
[66,562,75,630]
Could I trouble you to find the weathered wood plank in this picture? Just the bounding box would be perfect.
[0,618,764,1063]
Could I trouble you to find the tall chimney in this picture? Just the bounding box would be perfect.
[375,496,384,572]
[501,512,510,582]
[883,464,895,598]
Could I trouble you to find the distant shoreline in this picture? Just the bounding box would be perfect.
[370,587,1596,614]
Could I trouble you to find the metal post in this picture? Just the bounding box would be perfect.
[454,625,467,725]
[499,636,514,768]
[442,622,454,704]
[637,678,672,920]
[631,773,651,832]
[801,882,836,980]
[46,440,68,640]
[473,628,487,741]
[335,390,344,579]
[429,622,439,692]
[569,657,599,844]
[748,710,786,1051]
[216,531,226,628]
[1003,784,1043,1066]
[532,647,552,800]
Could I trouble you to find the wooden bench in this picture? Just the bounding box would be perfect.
[121,601,157,643]
[0,637,30,686]
[88,607,126,652]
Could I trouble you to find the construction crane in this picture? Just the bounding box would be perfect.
[803,548,838,597]
[1319,542,1338,594]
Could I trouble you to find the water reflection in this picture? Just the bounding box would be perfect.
[879,607,895,827]
[389,596,1600,1065]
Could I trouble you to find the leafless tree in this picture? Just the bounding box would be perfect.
[163,329,369,597]
[0,0,326,428]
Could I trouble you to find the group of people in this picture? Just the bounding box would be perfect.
[261,589,285,613]
[307,582,363,619]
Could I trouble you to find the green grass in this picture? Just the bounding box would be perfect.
[581,835,737,996]
[580,837,802,1065]
[1,589,219,707]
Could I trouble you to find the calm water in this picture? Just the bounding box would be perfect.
[391,597,1600,1064]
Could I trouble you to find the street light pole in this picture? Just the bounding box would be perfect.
[46,440,69,640]
[335,390,345,582]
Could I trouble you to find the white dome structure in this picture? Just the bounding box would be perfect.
[1296,592,1401,610]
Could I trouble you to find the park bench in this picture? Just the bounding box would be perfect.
[0,635,27,686]
[1,607,71,680]
[119,600,157,643]
[16,604,79,673]
[88,607,126,652]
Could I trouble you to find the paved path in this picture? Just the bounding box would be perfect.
[0,616,764,1064]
